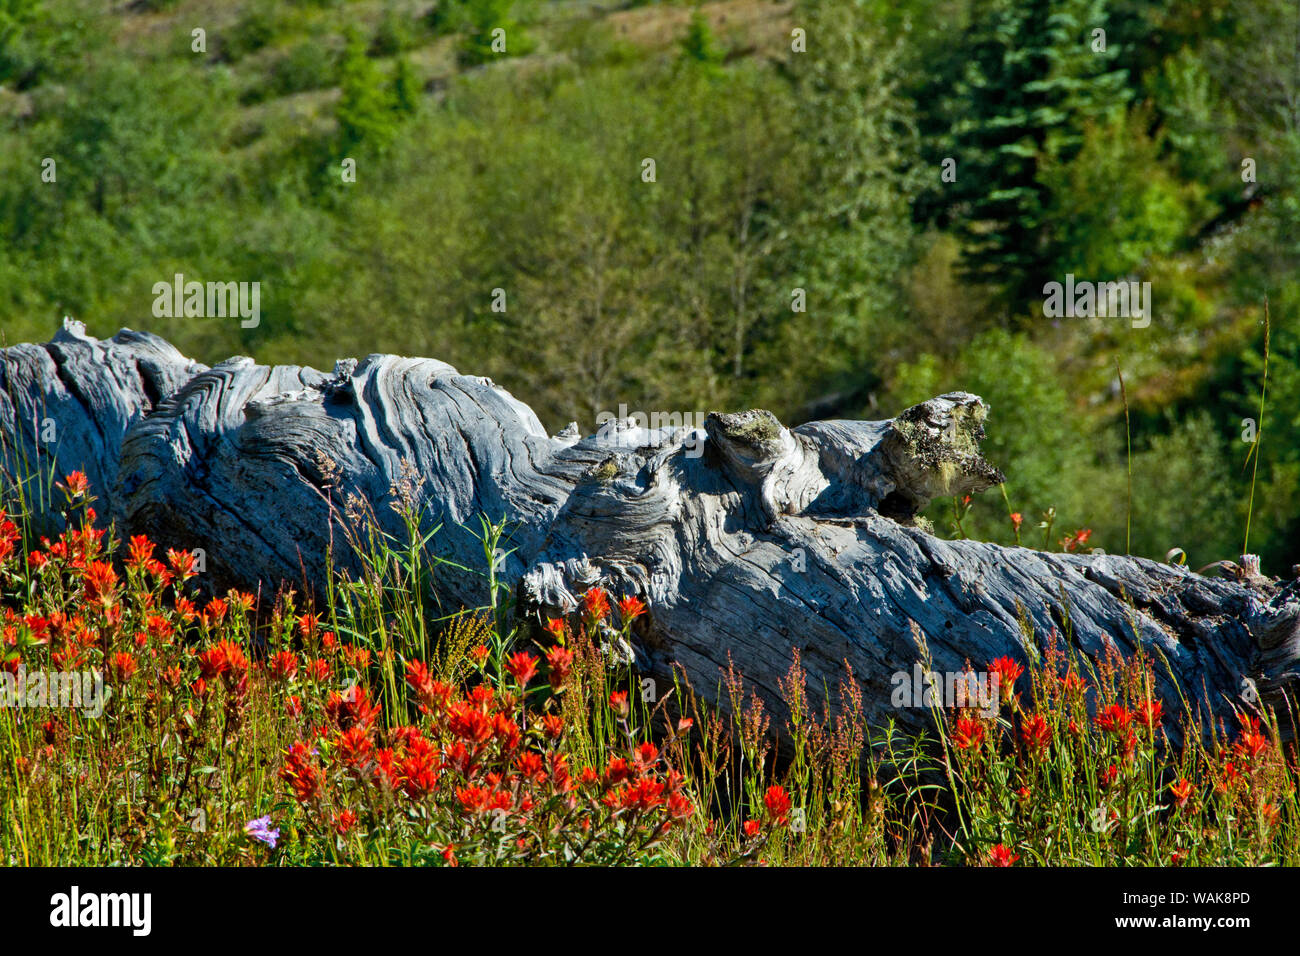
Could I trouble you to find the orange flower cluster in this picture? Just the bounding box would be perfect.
[260,605,695,864]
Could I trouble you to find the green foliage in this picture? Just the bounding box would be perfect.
[0,0,45,84]
[1040,111,1203,279]
[0,0,1297,571]
[249,36,341,103]
[1121,412,1238,564]
[224,0,286,62]
[678,11,723,71]
[772,0,922,406]
[336,28,401,152]
[439,0,532,66]
[927,0,1131,311]
[370,3,416,56]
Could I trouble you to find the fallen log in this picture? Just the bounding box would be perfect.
[2,320,1297,745]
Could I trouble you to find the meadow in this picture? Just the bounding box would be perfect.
[0,472,1294,866]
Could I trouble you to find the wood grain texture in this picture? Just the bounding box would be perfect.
[3,320,1296,744]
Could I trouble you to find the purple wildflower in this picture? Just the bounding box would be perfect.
[245,815,280,849]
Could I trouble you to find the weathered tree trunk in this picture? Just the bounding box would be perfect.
[3,320,1297,745]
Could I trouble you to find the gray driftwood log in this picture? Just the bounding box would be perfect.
[3,320,1298,745]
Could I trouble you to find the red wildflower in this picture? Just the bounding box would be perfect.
[228,591,256,615]
[1119,731,1139,762]
[279,742,322,803]
[633,741,659,769]
[1235,716,1269,762]
[582,587,611,621]
[1020,713,1052,753]
[516,752,546,782]
[1169,778,1194,810]
[1262,803,1281,828]
[544,645,574,690]
[456,785,490,814]
[668,792,694,820]
[203,597,228,623]
[763,785,792,824]
[197,645,230,680]
[166,548,196,580]
[624,777,666,811]
[540,713,564,740]
[604,756,633,787]
[988,844,1019,867]
[1217,761,1242,794]
[493,712,522,750]
[505,651,539,687]
[952,715,986,750]
[609,690,629,717]
[268,651,298,681]
[342,644,370,670]
[61,471,90,497]
[988,656,1024,698]
[743,819,762,838]
[335,725,374,770]
[108,651,138,683]
[325,684,379,731]
[1135,698,1164,730]
[447,702,493,745]
[126,535,155,571]
[145,615,174,642]
[617,596,647,623]
[1095,704,1132,736]
[304,657,331,681]
[84,561,117,603]
[1061,528,1093,552]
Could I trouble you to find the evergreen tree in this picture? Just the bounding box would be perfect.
[933,0,1129,312]
[391,56,420,116]
[336,28,399,153]
[678,11,724,74]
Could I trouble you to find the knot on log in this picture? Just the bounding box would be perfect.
[877,392,1004,518]
[1247,583,1300,714]
[704,409,825,523]
[701,395,1004,525]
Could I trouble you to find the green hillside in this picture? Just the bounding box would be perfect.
[0,0,1296,568]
